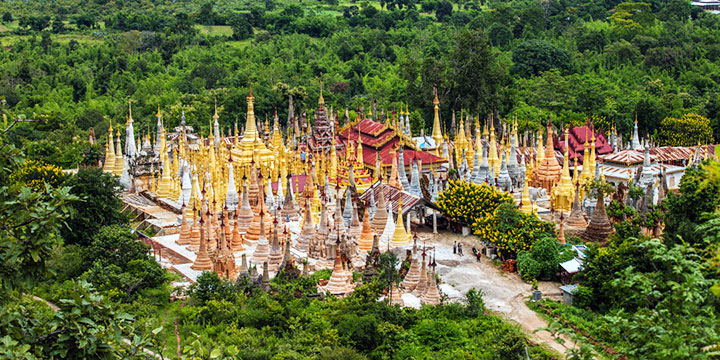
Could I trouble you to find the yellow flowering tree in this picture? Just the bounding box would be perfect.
[10,159,66,191]
[437,180,513,225]
[472,203,555,258]
[657,113,713,146]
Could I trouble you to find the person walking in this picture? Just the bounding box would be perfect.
[453,241,457,254]
[458,243,463,256]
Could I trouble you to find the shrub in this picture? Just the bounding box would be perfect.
[517,237,575,281]
[473,203,555,258]
[437,180,513,225]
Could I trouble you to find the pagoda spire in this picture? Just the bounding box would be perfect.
[155,107,163,154]
[296,194,316,252]
[237,177,254,231]
[251,211,270,265]
[191,217,213,270]
[103,124,116,174]
[125,98,137,160]
[631,114,641,150]
[225,154,239,211]
[390,198,412,247]
[318,80,325,105]
[231,212,245,252]
[431,87,443,156]
[532,116,562,192]
[113,129,124,176]
[408,157,422,197]
[371,184,389,233]
[397,147,410,190]
[213,97,220,148]
[550,128,575,213]
[268,217,283,269]
[488,117,500,178]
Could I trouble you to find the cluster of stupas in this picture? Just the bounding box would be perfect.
[104,81,716,302]
[103,84,449,301]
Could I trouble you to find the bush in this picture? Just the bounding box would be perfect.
[573,285,594,309]
[516,252,542,280]
[516,237,574,281]
[473,203,556,258]
[61,168,127,246]
[188,271,241,305]
[437,180,513,225]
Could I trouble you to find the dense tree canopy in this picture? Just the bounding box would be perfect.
[1,0,720,169]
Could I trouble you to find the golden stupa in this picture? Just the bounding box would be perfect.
[231,84,275,174]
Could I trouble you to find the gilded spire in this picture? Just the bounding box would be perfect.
[213,97,219,120]
[550,128,574,213]
[431,87,443,156]
[391,198,412,247]
[318,80,325,105]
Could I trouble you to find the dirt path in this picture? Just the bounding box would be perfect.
[415,230,575,358]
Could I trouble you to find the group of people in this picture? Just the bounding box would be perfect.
[453,241,483,262]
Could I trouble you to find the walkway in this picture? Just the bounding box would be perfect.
[416,230,575,357]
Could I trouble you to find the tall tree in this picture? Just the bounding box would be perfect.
[450,28,504,114]
[60,168,127,246]
[511,40,572,78]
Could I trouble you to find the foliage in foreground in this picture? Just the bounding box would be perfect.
[168,274,555,360]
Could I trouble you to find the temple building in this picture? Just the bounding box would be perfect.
[598,144,712,190]
[307,85,335,154]
[554,123,613,166]
[337,116,447,184]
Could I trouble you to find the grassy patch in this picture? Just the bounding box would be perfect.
[194,24,233,37]
[226,38,252,49]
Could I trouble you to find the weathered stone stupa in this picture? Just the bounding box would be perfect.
[580,189,613,242]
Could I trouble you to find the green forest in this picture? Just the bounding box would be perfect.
[2,0,720,359]
[2,0,720,168]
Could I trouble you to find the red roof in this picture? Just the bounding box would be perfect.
[339,119,446,167]
[554,125,613,164]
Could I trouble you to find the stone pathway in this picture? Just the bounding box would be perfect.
[415,229,576,358]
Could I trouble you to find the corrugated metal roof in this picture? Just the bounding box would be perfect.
[600,149,647,165]
[650,145,716,162]
[559,258,583,274]
[600,163,685,181]
[359,181,423,215]
[559,284,579,293]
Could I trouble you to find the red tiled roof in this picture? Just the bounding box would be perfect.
[340,120,396,148]
[339,119,447,167]
[554,125,613,164]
